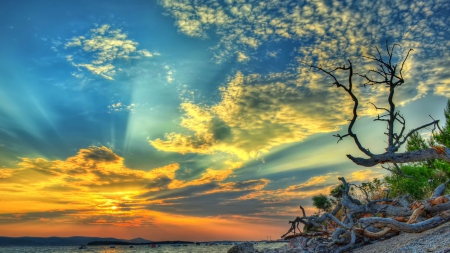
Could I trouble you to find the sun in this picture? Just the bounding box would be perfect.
[111,205,118,210]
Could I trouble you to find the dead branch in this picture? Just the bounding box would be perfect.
[347,147,450,167]
[359,209,450,233]
[407,205,425,224]
[428,196,449,207]
[432,180,450,198]
[308,62,373,158]
[355,227,394,239]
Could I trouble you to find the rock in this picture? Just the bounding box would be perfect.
[258,245,306,253]
[227,242,258,253]
[289,237,308,249]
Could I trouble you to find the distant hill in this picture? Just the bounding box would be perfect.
[0,236,152,246]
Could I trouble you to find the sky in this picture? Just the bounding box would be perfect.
[0,0,449,242]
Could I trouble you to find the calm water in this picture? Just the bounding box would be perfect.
[0,243,287,253]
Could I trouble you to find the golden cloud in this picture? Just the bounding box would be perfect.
[347,169,386,182]
[0,147,257,224]
[150,71,352,160]
[235,174,336,203]
[0,147,181,215]
[201,179,270,195]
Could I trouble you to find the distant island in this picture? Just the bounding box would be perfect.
[86,240,194,246]
[0,236,288,247]
[0,236,152,246]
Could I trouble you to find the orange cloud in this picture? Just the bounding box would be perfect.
[235,174,337,203]
[0,147,252,224]
[201,179,270,195]
[347,169,386,182]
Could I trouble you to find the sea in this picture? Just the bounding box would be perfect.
[0,243,287,253]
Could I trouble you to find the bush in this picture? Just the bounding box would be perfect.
[312,194,332,214]
[385,165,441,200]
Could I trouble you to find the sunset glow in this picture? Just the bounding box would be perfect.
[0,0,449,242]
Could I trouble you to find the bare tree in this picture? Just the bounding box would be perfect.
[281,43,450,252]
[309,42,448,168]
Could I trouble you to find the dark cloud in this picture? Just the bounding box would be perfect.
[147,191,266,216]
[209,117,232,141]
[81,146,120,162]
[143,183,217,199]
[145,176,172,189]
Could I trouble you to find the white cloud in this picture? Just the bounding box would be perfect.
[236,51,249,62]
[158,0,450,72]
[64,24,159,80]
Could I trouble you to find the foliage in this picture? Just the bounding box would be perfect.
[358,178,386,201]
[311,194,332,214]
[433,99,450,148]
[405,131,435,169]
[385,165,442,200]
[330,184,345,198]
[385,99,450,200]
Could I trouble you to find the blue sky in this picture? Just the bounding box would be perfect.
[0,0,449,241]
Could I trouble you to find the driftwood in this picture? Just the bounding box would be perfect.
[282,177,450,252]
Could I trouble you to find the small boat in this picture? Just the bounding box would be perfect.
[109,244,115,248]
[150,244,156,248]
[78,244,87,249]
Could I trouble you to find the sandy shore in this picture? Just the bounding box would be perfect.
[352,222,450,253]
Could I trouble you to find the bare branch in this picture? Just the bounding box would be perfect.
[396,120,439,148]
[432,180,450,198]
[368,102,389,113]
[300,205,306,217]
[360,209,450,233]
[381,163,415,178]
[347,147,450,167]
[308,62,374,157]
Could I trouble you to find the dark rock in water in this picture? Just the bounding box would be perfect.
[227,242,257,253]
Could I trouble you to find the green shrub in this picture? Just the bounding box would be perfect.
[312,194,332,214]
[385,165,438,200]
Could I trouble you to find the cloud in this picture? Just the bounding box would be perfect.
[13,146,180,191]
[200,179,270,195]
[107,102,136,113]
[164,65,174,83]
[151,0,450,161]
[0,147,264,226]
[64,24,158,80]
[150,71,353,160]
[234,173,337,204]
[158,0,450,103]
[159,0,450,64]
[236,51,249,62]
[347,169,386,182]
